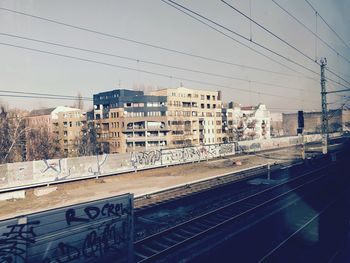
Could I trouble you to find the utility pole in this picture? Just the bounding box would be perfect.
[320,58,328,154]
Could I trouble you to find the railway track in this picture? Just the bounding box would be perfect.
[134,138,347,212]
[133,160,302,212]
[133,159,340,262]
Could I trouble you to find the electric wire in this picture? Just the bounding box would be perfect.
[0,6,304,79]
[0,90,92,100]
[0,41,313,102]
[303,0,350,50]
[162,0,320,77]
[0,32,306,92]
[0,94,91,101]
[221,0,318,65]
[221,0,350,87]
[271,0,350,65]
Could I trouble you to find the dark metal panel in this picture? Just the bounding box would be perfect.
[0,193,133,263]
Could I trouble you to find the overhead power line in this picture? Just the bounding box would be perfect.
[0,94,91,101]
[162,1,350,100]
[0,41,315,103]
[269,107,319,112]
[271,0,350,66]
[221,0,317,64]
[303,0,350,50]
[220,0,350,87]
[0,32,306,92]
[0,6,303,79]
[0,90,92,100]
[325,67,350,88]
[162,0,320,77]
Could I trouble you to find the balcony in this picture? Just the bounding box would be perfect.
[124,125,169,132]
[126,135,166,142]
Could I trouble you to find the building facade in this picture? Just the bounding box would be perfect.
[26,106,86,156]
[151,87,223,146]
[222,103,271,141]
[270,112,284,137]
[93,89,169,153]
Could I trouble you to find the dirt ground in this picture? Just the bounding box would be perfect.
[0,147,301,220]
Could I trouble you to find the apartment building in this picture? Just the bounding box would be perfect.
[93,89,169,153]
[222,103,271,141]
[151,87,223,146]
[26,106,86,156]
[52,107,87,156]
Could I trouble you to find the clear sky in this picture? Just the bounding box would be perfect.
[0,0,349,112]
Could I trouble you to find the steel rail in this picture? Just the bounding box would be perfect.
[133,161,336,262]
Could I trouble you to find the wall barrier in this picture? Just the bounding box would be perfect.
[0,193,133,263]
[0,132,343,192]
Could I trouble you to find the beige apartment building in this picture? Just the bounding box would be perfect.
[26,106,86,156]
[151,87,223,146]
[94,107,169,153]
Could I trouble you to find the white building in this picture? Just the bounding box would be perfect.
[223,103,270,141]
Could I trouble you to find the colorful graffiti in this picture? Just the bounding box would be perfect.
[0,133,342,191]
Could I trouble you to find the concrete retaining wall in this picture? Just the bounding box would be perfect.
[0,132,342,191]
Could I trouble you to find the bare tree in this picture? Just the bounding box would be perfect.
[232,120,245,141]
[0,106,27,164]
[26,124,62,161]
[74,122,100,156]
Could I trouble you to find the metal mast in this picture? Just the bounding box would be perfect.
[320,58,328,154]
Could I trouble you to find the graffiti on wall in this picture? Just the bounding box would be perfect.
[0,194,133,263]
[0,132,336,190]
[87,154,108,175]
[219,143,234,155]
[131,150,161,168]
[162,147,201,164]
[40,159,72,181]
[0,219,40,263]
